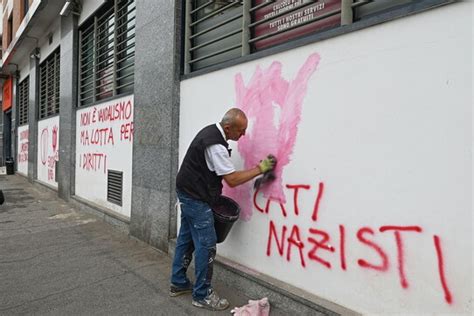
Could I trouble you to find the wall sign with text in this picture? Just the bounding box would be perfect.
[253,0,341,50]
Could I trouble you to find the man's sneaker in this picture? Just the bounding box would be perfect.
[169,284,193,297]
[192,289,229,311]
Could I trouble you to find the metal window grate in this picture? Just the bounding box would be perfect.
[185,0,244,73]
[107,169,123,206]
[184,0,453,74]
[18,77,29,125]
[39,49,60,119]
[79,0,136,107]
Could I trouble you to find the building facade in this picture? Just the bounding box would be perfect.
[0,0,471,314]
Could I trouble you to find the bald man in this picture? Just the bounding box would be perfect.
[170,108,275,311]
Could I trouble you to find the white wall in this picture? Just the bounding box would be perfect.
[4,0,12,15]
[37,116,59,188]
[38,18,60,64]
[179,3,471,315]
[75,95,134,217]
[79,0,106,26]
[16,0,41,44]
[18,59,29,82]
[17,125,28,175]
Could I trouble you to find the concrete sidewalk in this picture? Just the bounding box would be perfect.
[0,175,286,315]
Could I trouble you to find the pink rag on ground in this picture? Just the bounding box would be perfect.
[230,297,270,316]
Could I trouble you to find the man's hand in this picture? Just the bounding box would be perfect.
[258,155,276,173]
[224,155,276,187]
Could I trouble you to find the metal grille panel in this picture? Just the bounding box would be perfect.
[184,0,453,73]
[107,169,123,206]
[18,77,29,126]
[79,0,136,107]
[39,49,60,119]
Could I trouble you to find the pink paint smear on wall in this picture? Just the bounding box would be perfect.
[223,53,320,221]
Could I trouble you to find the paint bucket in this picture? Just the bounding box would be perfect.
[212,196,240,243]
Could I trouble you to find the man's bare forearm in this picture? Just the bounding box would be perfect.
[222,167,262,188]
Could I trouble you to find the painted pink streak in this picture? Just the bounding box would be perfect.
[223,53,320,221]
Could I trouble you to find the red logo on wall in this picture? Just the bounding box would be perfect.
[2,76,12,112]
[52,126,58,152]
[40,128,48,165]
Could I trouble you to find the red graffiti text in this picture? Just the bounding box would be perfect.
[120,122,134,142]
[79,152,107,173]
[79,100,133,127]
[20,130,29,141]
[80,127,115,146]
[255,183,454,305]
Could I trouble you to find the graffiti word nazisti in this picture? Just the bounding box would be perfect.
[256,183,454,305]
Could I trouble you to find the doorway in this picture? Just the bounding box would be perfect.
[3,110,12,162]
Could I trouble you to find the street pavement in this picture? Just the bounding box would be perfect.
[0,175,284,315]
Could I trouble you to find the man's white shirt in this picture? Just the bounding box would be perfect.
[204,124,235,176]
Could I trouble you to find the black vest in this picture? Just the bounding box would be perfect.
[176,124,230,205]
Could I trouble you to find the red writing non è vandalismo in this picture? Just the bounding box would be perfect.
[80,100,133,127]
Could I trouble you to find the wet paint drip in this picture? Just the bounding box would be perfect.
[223,53,320,220]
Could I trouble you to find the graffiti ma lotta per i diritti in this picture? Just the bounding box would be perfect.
[78,100,134,173]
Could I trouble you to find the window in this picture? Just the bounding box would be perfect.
[184,0,454,74]
[79,0,136,107]
[39,49,60,119]
[7,15,12,46]
[21,0,29,20]
[18,77,29,126]
[185,0,243,72]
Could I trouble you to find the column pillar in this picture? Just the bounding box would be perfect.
[27,57,39,181]
[130,0,182,251]
[57,14,79,200]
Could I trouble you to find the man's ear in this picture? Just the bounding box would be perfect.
[223,124,231,134]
